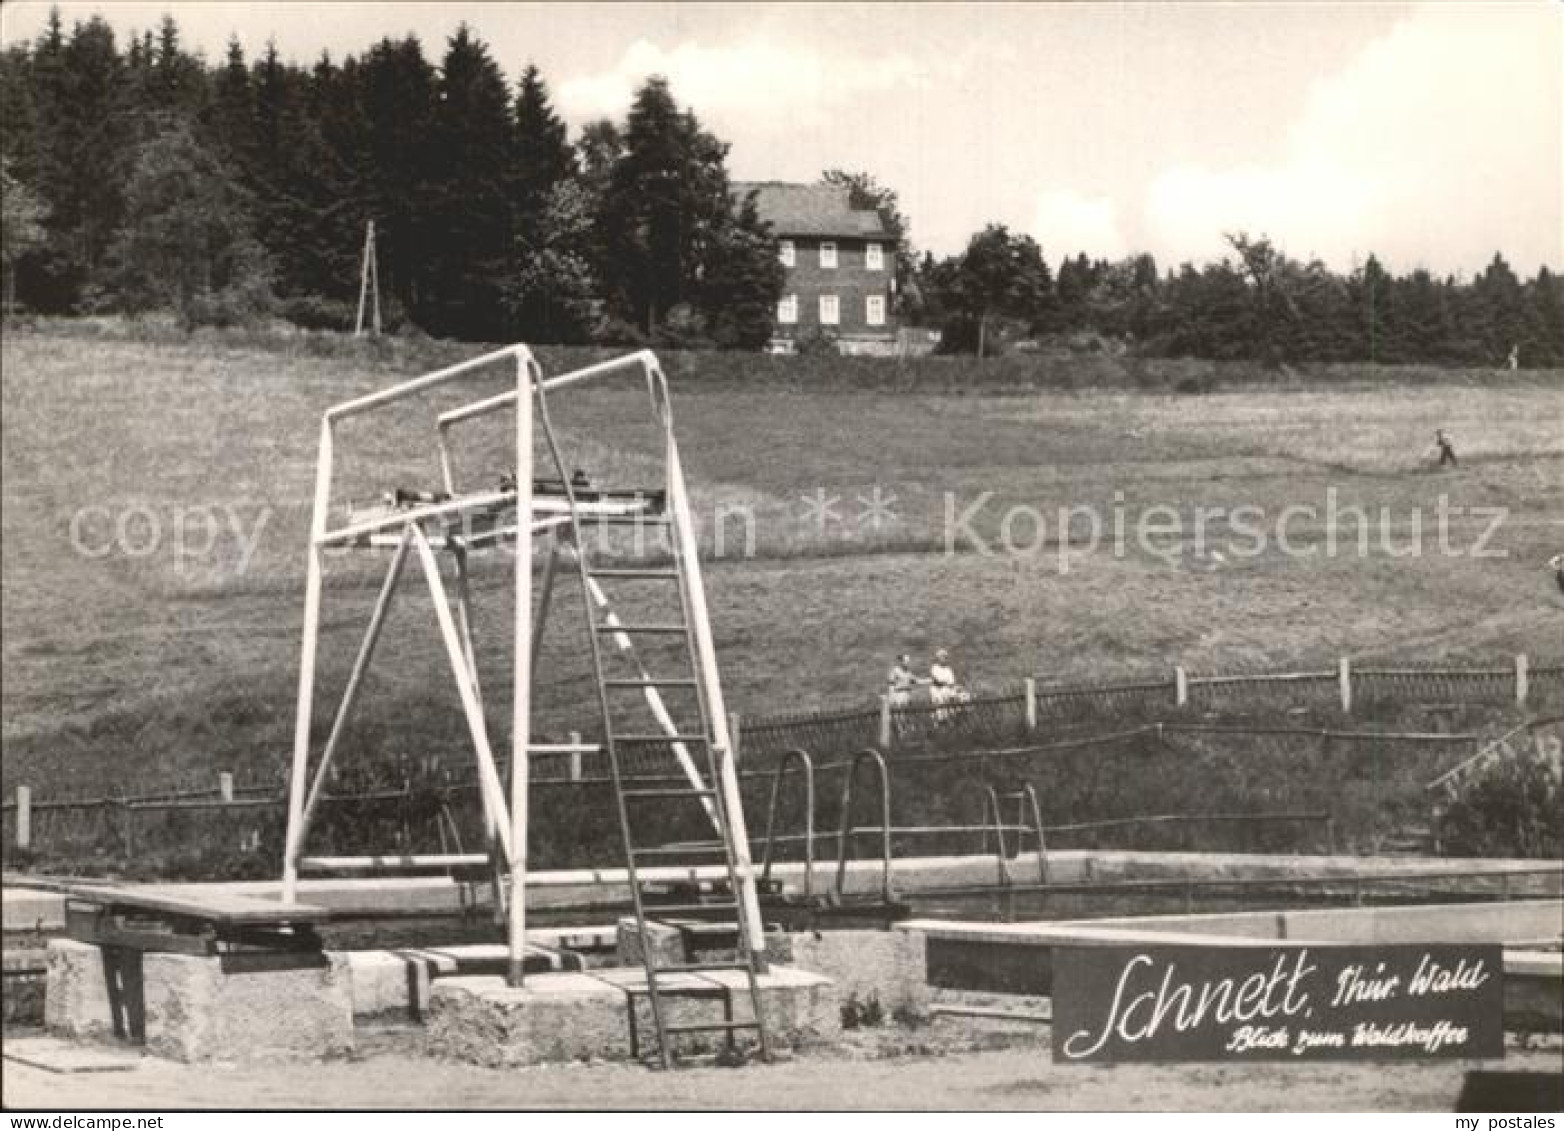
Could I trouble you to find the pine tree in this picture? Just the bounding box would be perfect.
[599,77,734,334]
[52,16,131,302]
[354,36,438,324]
[209,37,257,174]
[424,25,515,338]
[699,193,785,349]
[512,65,575,236]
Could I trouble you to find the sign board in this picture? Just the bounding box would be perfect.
[1052,943,1504,1063]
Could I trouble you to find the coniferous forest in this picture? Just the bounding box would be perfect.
[1,10,1560,364]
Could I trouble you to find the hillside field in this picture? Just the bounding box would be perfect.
[3,325,1562,795]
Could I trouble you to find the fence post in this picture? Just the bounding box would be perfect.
[1023,678,1037,731]
[1339,656,1352,715]
[218,772,234,803]
[1174,665,1188,708]
[728,711,743,762]
[15,786,29,851]
[878,694,893,750]
[568,731,583,783]
[1515,654,1528,708]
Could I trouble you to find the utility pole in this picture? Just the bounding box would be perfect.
[355,220,382,337]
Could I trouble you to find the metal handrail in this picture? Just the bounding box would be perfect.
[759,748,815,899]
[833,748,893,903]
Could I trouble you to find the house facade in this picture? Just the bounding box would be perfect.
[734,182,898,354]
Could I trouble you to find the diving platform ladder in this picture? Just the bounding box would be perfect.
[534,374,774,1069]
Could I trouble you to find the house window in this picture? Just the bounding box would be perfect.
[819,241,837,269]
[819,295,839,325]
[866,242,884,271]
[866,295,886,326]
[779,239,795,268]
[778,294,798,325]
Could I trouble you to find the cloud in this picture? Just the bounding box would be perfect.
[558,38,922,125]
[1032,190,1128,260]
[1143,4,1561,272]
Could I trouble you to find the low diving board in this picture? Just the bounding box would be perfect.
[61,882,333,959]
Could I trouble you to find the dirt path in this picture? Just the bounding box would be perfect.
[6,1038,1561,1111]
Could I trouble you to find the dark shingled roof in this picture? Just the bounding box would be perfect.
[733,181,889,239]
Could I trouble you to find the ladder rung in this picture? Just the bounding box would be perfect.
[617,733,708,744]
[604,678,699,690]
[622,787,718,800]
[660,1021,762,1035]
[528,742,602,754]
[651,962,754,975]
[597,623,688,634]
[634,845,730,858]
[640,902,739,916]
[589,568,682,580]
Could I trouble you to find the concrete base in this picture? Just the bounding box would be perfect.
[782,929,931,1017]
[44,940,118,1043]
[45,939,354,1062]
[615,917,685,969]
[427,966,838,1066]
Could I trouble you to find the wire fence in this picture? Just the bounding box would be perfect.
[4,656,1560,876]
[738,654,1559,760]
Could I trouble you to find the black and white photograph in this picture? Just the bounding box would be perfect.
[0,0,1560,1116]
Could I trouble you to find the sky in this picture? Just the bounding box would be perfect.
[3,1,1559,275]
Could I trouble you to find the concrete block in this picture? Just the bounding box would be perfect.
[140,952,354,1062]
[615,916,685,967]
[428,972,629,1067]
[427,965,838,1066]
[786,929,931,1016]
[44,939,119,1043]
[344,950,412,1020]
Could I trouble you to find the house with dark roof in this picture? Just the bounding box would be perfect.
[734,181,898,354]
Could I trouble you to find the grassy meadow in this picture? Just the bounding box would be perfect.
[3,323,1562,802]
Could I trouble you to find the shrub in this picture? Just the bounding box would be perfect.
[278,294,357,332]
[793,328,840,357]
[1433,736,1563,858]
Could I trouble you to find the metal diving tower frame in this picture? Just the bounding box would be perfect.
[277,346,765,993]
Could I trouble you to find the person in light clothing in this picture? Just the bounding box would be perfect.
[887,654,918,708]
[929,649,959,721]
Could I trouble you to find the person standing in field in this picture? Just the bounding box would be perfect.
[1550,553,1564,595]
[929,648,958,720]
[1434,429,1458,468]
[887,654,917,709]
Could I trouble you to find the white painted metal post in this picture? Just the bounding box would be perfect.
[1339,656,1353,715]
[296,530,413,845]
[568,731,582,783]
[508,356,536,987]
[452,547,484,706]
[282,420,335,904]
[879,694,893,748]
[1175,666,1188,707]
[218,773,233,803]
[661,419,764,951]
[1516,653,1529,707]
[410,528,513,864]
[729,711,743,762]
[1023,678,1037,731]
[15,786,29,851]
